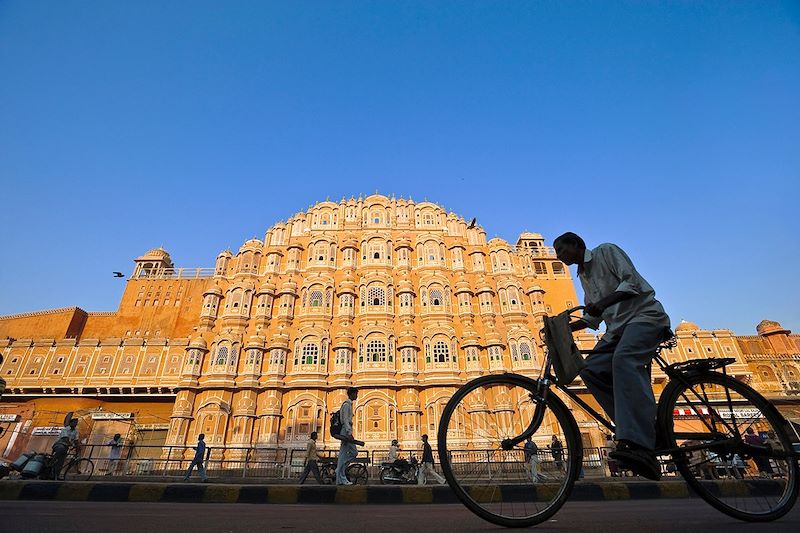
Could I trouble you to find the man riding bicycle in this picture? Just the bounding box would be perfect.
[553,232,671,480]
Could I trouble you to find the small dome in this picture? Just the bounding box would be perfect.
[676,320,701,333]
[257,280,277,294]
[245,334,266,349]
[217,249,233,258]
[454,279,472,294]
[525,284,545,294]
[240,238,263,252]
[137,247,172,262]
[756,320,790,336]
[188,337,208,350]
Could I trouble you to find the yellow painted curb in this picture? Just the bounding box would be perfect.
[600,483,629,500]
[402,486,433,504]
[203,485,240,503]
[659,483,690,498]
[334,486,367,504]
[57,482,93,501]
[129,484,166,502]
[267,486,298,504]
[468,485,502,503]
[0,482,23,500]
[718,482,749,497]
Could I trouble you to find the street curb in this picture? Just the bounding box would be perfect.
[0,480,781,504]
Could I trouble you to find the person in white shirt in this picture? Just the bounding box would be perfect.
[51,418,79,479]
[335,387,359,485]
[106,434,124,475]
[554,232,670,481]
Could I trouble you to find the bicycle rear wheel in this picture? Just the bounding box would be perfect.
[659,371,799,521]
[60,458,94,481]
[437,373,582,528]
[346,463,368,485]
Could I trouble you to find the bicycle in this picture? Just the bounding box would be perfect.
[59,452,95,481]
[317,457,369,485]
[437,307,799,528]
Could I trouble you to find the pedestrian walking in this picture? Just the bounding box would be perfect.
[551,435,564,472]
[524,437,541,482]
[183,433,209,482]
[603,434,618,477]
[335,387,359,485]
[299,431,322,484]
[105,433,124,475]
[744,428,772,477]
[417,434,446,485]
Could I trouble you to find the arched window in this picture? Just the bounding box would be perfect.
[520,342,532,361]
[430,289,443,307]
[368,287,385,306]
[302,344,319,365]
[552,261,565,275]
[366,340,387,362]
[433,341,450,363]
[426,246,437,262]
[216,346,229,366]
[310,290,323,307]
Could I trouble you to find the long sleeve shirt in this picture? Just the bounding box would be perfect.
[193,440,206,462]
[340,399,353,437]
[578,243,670,338]
[388,445,398,462]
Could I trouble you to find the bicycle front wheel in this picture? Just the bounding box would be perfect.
[61,458,94,481]
[659,371,799,521]
[437,373,582,528]
[346,463,368,485]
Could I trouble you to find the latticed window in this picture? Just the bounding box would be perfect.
[366,340,387,362]
[511,343,519,361]
[368,287,385,306]
[247,349,260,365]
[310,290,323,307]
[489,346,502,361]
[520,343,532,361]
[216,346,229,366]
[430,289,443,306]
[302,344,319,365]
[433,341,450,363]
[401,348,415,364]
[466,347,479,362]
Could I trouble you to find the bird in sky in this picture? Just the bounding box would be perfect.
[113,272,124,278]
[467,218,477,229]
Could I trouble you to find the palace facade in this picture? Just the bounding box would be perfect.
[1,195,798,460]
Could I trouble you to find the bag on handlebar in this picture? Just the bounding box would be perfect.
[543,310,585,385]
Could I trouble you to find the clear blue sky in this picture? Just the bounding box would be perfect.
[1,1,798,335]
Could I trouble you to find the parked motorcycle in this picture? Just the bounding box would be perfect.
[379,456,420,484]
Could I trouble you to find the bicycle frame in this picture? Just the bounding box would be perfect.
[502,307,778,459]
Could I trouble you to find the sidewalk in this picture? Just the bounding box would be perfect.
[1,478,781,504]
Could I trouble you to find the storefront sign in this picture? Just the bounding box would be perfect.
[91,412,134,420]
[32,426,63,436]
[0,414,20,422]
[673,407,762,419]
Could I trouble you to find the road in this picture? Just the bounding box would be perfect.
[0,500,798,532]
